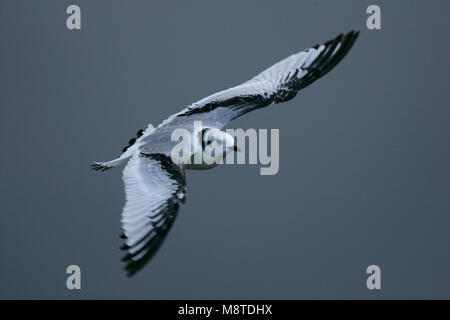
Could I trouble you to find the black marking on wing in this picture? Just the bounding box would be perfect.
[140,153,186,192]
[176,31,359,122]
[178,94,270,118]
[120,153,186,277]
[122,128,145,153]
[273,30,360,103]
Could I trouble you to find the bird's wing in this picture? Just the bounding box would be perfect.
[120,152,186,276]
[159,31,359,129]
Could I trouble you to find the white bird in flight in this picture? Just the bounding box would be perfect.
[92,31,359,276]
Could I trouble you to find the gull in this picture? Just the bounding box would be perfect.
[92,31,359,276]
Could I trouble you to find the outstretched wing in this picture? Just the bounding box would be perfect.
[120,153,186,276]
[160,30,359,129]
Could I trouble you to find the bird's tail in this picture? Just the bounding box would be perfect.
[91,123,155,172]
[91,157,128,171]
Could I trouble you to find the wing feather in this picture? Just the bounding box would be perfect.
[159,31,359,129]
[120,153,186,276]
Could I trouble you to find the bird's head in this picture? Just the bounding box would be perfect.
[202,128,241,156]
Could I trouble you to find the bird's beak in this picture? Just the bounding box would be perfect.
[233,145,241,152]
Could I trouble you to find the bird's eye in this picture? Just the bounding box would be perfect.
[204,136,214,147]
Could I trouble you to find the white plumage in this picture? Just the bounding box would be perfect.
[92,31,359,275]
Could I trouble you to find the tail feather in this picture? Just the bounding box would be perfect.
[91,157,129,172]
[91,162,113,171]
[92,123,155,172]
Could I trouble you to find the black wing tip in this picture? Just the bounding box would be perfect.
[119,237,141,277]
[121,251,154,277]
[344,30,360,45]
[329,30,359,47]
[313,30,359,48]
[122,249,162,277]
[119,233,167,276]
[91,162,111,172]
[274,29,359,103]
[119,212,179,276]
[324,30,358,45]
[303,29,360,85]
[124,263,142,277]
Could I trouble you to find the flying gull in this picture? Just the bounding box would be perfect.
[92,31,360,276]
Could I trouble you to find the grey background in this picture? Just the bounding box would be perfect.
[1,0,449,299]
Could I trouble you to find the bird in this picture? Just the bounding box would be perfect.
[92,30,360,276]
